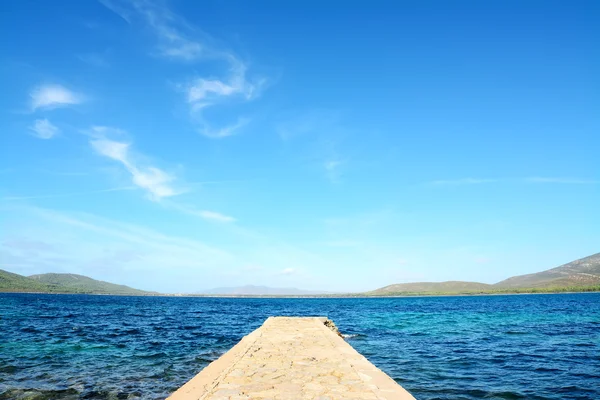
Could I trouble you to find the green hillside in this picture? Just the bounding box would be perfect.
[369,252,600,295]
[0,269,71,293]
[4,251,599,297]
[494,253,600,288]
[369,281,492,295]
[0,269,149,295]
[28,273,148,295]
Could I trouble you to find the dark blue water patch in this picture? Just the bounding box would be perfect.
[0,294,599,399]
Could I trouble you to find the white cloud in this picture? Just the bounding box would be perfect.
[100,0,266,138]
[90,134,183,201]
[162,42,203,60]
[91,138,129,162]
[165,203,236,223]
[100,0,216,63]
[0,205,235,291]
[197,118,250,139]
[0,205,343,292]
[184,60,263,138]
[130,167,178,198]
[27,207,231,262]
[107,0,206,61]
[196,210,236,223]
[29,119,59,139]
[30,84,82,111]
[186,62,258,104]
[87,125,127,139]
[99,0,132,24]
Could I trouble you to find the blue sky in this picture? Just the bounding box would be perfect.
[1,0,598,293]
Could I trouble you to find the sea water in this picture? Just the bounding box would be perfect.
[1,293,598,399]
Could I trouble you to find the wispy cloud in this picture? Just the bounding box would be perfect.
[276,110,349,183]
[29,119,59,139]
[0,205,235,291]
[2,186,136,201]
[98,0,132,24]
[89,127,184,201]
[524,177,599,184]
[91,139,180,200]
[26,207,229,260]
[0,205,342,292]
[197,210,236,223]
[87,125,127,138]
[30,84,83,111]
[181,49,264,139]
[170,204,236,223]
[186,60,259,105]
[100,0,266,138]
[195,117,250,139]
[101,0,206,61]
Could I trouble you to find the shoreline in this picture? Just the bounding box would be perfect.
[1,289,599,298]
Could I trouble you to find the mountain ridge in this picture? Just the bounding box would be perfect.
[29,273,148,295]
[0,269,66,293]
[493,252,600,288]
[369,252,600,295]
[2,251,599,296]
[0,270,149,295]
[370,281,492,294]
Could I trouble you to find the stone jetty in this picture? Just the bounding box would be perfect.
[168,317,415,400]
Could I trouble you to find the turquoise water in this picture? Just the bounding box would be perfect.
[0,293,599,399]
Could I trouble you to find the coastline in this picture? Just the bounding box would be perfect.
[1,288,599,298]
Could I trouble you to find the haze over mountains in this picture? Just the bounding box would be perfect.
[199,285,330,295]
[1,252,599,295]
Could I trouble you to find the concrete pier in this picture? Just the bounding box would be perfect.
[168,317,415,400]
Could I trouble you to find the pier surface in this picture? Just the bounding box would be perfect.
[168,317,414,400]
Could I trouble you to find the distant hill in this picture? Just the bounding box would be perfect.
[0,269,66,293]
[0,269,149,295]
[370,252,600,295]
[200,285,329,295]
[494,253,600,289]
[29,273,148,295]
[4,251,599,297]
[370,281,492,295]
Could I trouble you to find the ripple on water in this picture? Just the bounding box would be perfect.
[0,293,599,400]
